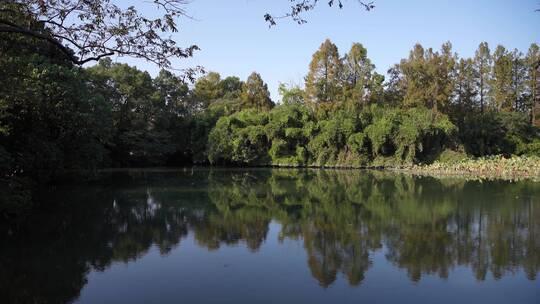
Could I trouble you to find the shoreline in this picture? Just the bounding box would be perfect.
[96,155,540,181]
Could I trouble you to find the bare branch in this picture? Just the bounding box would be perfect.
[265,0,374,27]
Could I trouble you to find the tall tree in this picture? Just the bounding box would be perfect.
[342,43,375,104]
[153,70,190,117]
[305,39,343,103]
[220,76,244,99]
[491,45,514,112]
[193,72,224,108]
[427,41,456,113]
[454,58,477,113]
[473,42,492,113]
[396,44,430,107]
[86,60,175,165]
[393,43,455,112]
[241,72,274,111]
[524,43,540,124]
[1,33,111,182]
[509,49,526,112]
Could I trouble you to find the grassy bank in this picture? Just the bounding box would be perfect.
[269,155,540,180]
[402,155,540,180]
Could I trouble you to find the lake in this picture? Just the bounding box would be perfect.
[1,168,539,303]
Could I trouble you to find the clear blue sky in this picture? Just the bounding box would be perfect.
[114,0,540,101]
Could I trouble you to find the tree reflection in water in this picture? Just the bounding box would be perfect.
[1,169,539,303]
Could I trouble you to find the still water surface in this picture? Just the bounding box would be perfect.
[1,169,539,303]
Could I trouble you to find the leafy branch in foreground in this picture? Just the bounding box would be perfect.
[265,0,375,26]
[0,0,201,76]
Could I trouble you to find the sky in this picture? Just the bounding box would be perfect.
[112,0,540,102]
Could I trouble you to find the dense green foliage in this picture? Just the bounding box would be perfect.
[208,104,457,167]
[1,7,539,212]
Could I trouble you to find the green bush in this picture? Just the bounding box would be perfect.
[363,105,456,165]
[207,110,270,165]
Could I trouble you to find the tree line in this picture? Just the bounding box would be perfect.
[207,39,540,166]
[1,6,540,211]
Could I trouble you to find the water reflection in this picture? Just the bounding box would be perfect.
[1,169,539,303]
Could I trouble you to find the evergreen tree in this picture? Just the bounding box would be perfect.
[400,43,429,107]
[394,43,455,112]
[474,42,492,113]
[193,72,224,108]
[342,43,374,104]
[524,43,540,124]
[509,49,526,112]
[241,72,274,111]
[454,58,477,113]
[428,41,456,113]
[305,39,343,103]
[491,45,514,111]
[220,76,244,99]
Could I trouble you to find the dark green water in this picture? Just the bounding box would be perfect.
[1,169,539,304]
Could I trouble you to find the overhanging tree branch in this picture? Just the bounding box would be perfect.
[0,21,79,63]
[264,0,375,26]
[0,0,198,69]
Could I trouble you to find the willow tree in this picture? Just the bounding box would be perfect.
[305,39,343,103]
